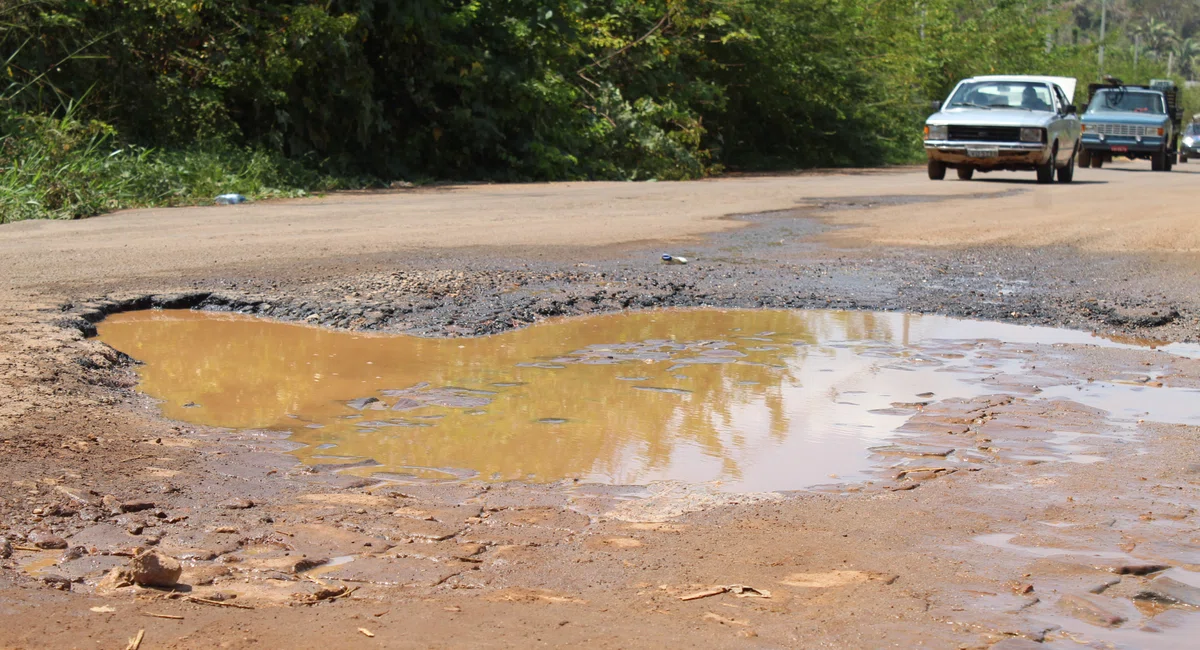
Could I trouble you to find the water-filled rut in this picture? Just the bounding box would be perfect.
[96,308,1200,491]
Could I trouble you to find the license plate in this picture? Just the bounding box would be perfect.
[966,147,998,158]
[1110,145,1128,153]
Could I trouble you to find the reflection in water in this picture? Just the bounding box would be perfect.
[96,308,1193,491]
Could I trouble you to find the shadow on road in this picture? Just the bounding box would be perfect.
[970,179,1108,185]
[1100,166,1200,174]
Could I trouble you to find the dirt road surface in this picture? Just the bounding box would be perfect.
[2,160,1200,649]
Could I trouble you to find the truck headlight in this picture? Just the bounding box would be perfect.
[926,124,948,140]
[1020,128,1044,143]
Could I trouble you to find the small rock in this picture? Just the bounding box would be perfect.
[28,531,68,550]
[126,522,144,535]
[129,549,182,587]
[41,574,72,591]
[59,546,86,562]
[1138,575,1200,606]
[346,397,380,410]
[77,508,103,523]
[1087,577,1121,594]
[120,500,155,513]
[101,495,121,514]
[96,567,135,593]
[1106,563,1169,576]
[0,538,11,559]
[1057,593,1126,627]
[220,498,255,510]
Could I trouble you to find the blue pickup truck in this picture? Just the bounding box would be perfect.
[1078,79,1182,171]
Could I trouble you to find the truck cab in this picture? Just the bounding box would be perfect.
[1079,80,1181,171]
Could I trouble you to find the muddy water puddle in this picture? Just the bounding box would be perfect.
[96,309,1200,492]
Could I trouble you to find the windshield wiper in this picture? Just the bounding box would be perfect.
[949,102,992,110]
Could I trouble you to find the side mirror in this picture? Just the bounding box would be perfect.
[930,100,943,112]
[1064,104,1077,115]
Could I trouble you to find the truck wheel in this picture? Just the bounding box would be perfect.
[1090,155,1103,168]
[956,166,974,180]
[1035,146,1056,184]
[928,160,946,180]
[1057,148,1076,183]
[1165,154,1174,172]
[1152,150,1166,171]
[1078,148,1092,168]
[1182,154,1189,163]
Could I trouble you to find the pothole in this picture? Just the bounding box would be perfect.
[96,308,1200,492]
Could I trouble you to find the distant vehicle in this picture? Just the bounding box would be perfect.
[1181,120,1200,163]
[924,75,1081,183]
[1078,79,1182,171]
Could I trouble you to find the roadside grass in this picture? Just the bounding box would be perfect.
[0,109,364,224]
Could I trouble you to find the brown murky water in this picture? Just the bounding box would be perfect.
[96,309,1200,491]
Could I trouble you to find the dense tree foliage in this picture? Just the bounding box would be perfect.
[0,0,1189,220]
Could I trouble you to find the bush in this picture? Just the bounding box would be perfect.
[0,108,350,223]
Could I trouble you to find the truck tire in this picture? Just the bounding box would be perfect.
[1090,155,1103,169]
[1166,153,1174,171]
[1078,148,1092,168]
[1057,147,1076,183]
[1152,149,1166,171]
[1182,153,1189,163]
[956,166,974,180]
[1035,145,1056,184]
[928,159,946,180]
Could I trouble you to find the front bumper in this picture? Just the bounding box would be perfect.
[1080,134,1163,154]
[924,140,1049,168]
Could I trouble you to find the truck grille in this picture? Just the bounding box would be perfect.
[1086,123,1159,137]
[947,126,1022,142]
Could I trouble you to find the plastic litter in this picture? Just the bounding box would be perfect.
[214,194,247,205]
[662,254,688,265]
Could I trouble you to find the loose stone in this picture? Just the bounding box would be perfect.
[119,500,155,513]
[29,531,68,549]
[1138,575,1200,606]
[129,549,182,587]
[221,498,255,510]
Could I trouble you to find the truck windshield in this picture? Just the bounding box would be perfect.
[947,81,1054,111]
[1087,90,1165,114]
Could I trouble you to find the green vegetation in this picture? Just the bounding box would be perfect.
[1,0,1194,222]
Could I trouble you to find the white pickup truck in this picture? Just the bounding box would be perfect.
[924,75,1082,183]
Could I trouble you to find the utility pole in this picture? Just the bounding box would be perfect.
[1098,0,1107,78]
[1134,34,1140,70]
[1046,0,1053,54]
